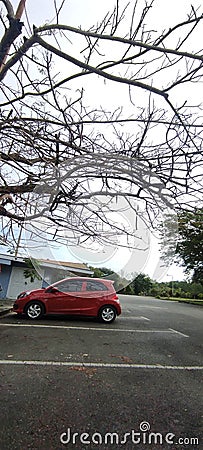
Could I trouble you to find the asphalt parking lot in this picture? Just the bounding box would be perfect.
[0,295,202,449]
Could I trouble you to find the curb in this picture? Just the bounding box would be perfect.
[0,308,12,317]
[178,300,203,306]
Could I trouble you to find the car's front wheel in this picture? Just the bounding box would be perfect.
[98,305,116,323]
[25,301,45,320]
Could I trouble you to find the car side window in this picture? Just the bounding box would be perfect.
[56,280,83,293]
[86,281,108,291]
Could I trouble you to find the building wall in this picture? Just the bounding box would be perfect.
[0,264,11,299]
[42,268,90,287]
[42,268,77,286]
[7,266,44,299]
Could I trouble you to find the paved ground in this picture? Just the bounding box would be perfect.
[0,295,202,449]
[0,299,13,316]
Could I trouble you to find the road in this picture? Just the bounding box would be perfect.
[0,295,202,449]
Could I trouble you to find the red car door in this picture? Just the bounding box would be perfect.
[78,280,109,316]
[46,279,84,314]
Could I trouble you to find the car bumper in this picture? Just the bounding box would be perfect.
[115,303,121,315]
[13,303,24,313]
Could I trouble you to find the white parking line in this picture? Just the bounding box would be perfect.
[137,306,168,310]
[0,323,188,336]
[169,328,189,338]
[121,316,151,321]
[0,359,201,370]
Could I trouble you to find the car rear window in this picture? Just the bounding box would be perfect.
[86,281,108,291]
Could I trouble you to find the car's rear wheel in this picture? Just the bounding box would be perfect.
[98,305,116,323]
[25,301,45,319]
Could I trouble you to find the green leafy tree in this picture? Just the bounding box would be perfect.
[132,273,153,295]
[177,209,203,284]
[89,267,114,278]
[23,258,42,283]
[161,209,203,284]
[89,266,128,292]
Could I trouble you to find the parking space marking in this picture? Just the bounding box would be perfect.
[137,306,169,310]
[0,359,201,370]
[169,328,189,338]
[0,323,188,336]
[121,316,151,321]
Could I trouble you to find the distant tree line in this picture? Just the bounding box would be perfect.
[90,268,203,300]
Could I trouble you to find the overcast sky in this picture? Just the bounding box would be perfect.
[4,0,202,282]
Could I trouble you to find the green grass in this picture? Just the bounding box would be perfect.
[160,296,203,305]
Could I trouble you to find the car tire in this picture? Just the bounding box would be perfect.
[25,301,45,320]
[98,305,116,323]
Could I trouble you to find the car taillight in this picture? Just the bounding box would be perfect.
[113,294,119,301]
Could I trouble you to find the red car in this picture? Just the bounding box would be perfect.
[13,277,121,323]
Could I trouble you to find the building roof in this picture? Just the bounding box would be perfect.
[39,259,93,274]
[0,254,93,274]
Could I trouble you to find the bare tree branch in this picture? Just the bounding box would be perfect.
[0,0,202,249]
[0,0,14,17]
[35,21,203,63]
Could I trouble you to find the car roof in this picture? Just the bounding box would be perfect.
[52,277,114,286]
